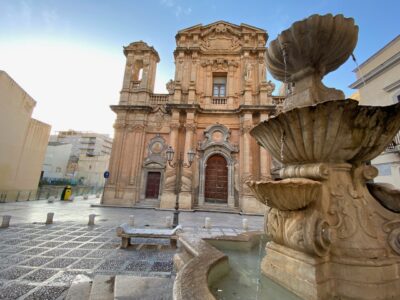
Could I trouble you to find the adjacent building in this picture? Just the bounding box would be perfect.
[102,21,281,213]
[42,142,73,179]
[350,34,400,188]
[0,70,51,201]
[45,131,112,186]
[77,153,110,187]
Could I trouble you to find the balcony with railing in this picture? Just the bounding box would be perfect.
[385,131,400,153]
[212,97,227,105]
[149,94,169,105]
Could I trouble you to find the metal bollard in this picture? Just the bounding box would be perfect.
[165,216,172,228]
[129,215,135,226]
[46,212,54,225]
[242,218,249,231]
[88,214,96,226]
[48,196,55,203]
[205,217,212,229]
[1,215,11,228]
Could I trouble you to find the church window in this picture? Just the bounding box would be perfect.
[213,75,227,97]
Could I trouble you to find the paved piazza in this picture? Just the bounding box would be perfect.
[0,197,263,299]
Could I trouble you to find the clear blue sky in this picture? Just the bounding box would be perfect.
[0,0,398,135]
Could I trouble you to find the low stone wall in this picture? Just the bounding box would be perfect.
[173,231,262,300]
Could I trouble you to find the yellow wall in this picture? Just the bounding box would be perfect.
[0,71,51,201]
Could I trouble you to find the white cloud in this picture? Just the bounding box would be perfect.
[160,0,192,17]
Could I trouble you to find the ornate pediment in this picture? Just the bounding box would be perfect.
[199,124,238,153]
[175,21,268,53]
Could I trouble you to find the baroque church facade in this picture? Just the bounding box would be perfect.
[102,21,283,213]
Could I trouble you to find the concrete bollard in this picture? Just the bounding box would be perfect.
[46,212,54,225]
[88,214,96,226]
[165,216,172,228]
[1,215,11,228]
[242,218,249,231]
[205,217,212,229]
[83,194,89,200]
[48,196,55,203]
[129,215,135,227]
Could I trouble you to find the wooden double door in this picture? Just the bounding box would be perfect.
[204,154,228,203]
[145,172,161,199]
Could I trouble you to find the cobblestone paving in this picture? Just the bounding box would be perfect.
[0,222,177,300]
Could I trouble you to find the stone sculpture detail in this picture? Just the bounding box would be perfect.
[248,13,400,300]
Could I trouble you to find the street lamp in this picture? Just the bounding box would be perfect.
[166,146,196,228]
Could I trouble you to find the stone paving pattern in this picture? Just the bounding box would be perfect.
[0,197,263,299]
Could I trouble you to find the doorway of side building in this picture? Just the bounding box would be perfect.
[205,154,228,204]
[145,172,161,199]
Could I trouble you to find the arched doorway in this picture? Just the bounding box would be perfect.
[205,154,228,203]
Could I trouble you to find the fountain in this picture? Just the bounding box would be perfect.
[172,14,400,300]
[248,13,400,300]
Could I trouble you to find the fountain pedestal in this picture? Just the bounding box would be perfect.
[249,13,400,300]
[250,162,400,299]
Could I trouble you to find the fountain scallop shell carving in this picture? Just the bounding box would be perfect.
[248,178,322,211]
[266,14,358,82]
[251,100,400,164]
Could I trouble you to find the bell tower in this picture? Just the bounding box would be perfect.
[120,41,160,105]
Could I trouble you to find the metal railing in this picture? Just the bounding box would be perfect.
[0,186,104,203]
[385,131,400,153]
[212,97,227,105]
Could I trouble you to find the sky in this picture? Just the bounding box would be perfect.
[0,0,399,136]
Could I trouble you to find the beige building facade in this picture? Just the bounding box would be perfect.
[0,71,51,201]
[350,35,400,189]
[102,21,281,213]
[77,153,110,187]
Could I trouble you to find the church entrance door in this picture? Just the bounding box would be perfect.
[145,172,161,199]
[205,154,228,203]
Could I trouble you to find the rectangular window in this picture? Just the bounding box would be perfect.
[213,76,227,97]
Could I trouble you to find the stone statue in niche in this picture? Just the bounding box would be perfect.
[245,63,253,82]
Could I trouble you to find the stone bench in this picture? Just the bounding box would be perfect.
[116,224,182,249]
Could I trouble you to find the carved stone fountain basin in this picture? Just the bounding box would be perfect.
[251,99,400,165]
[247,178,321,211]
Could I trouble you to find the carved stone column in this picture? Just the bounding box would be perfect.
[227,61,238,107]
[179,121,196,210]
[129,124,146,202]
[160,119,180,209]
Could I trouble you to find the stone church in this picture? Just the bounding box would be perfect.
[102,21,283,213]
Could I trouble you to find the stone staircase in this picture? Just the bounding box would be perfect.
[66,274,173,300]
[194,204,240,214]
[134,199,160,209]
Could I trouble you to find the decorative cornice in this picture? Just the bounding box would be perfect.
[110,105,153,113]
[166,103,275,114]
[349,52,400,89]
[383,79,400,93]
